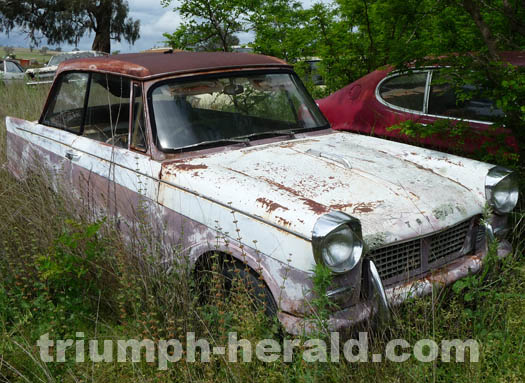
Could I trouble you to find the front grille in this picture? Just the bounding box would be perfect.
[429,219,471,263]
[368,239,421,281]
[369,217,477,285]
[476,224,486,246]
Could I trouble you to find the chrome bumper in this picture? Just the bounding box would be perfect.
[279,239,512,335]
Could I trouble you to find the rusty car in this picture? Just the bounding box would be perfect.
[5,51,519,334]
[316,51,524,155]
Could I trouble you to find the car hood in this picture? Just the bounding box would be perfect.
[159,131,492,247]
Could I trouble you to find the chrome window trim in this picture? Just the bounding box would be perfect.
[375,70,494,126]
[423,70,432,114]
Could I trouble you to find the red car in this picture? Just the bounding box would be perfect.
[317,52,524,154]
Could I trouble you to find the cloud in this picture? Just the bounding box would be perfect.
[0,0,325,53]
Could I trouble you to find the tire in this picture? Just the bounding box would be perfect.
[195,255,277,318]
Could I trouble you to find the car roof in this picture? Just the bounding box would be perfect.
[56,51,291,80]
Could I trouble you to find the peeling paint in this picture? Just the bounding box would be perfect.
[256,197,289,213]
[433,204,455,220]
[364,232,388,250]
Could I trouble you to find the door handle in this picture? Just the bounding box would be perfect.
[65,150,80,161]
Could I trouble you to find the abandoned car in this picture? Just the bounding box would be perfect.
[317,51,524,155]
[0,58,25,83]
[25,50,108,84]
[5,52,518,334]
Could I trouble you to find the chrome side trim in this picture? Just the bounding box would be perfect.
[375,70,494,126]
[326,285,354,298]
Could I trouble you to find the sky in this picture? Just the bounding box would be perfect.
[0,0,322,53]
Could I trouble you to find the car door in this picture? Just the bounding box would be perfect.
[65,72,160,225]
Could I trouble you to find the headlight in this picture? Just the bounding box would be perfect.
[312,211,364,273]
[485,166,519,214]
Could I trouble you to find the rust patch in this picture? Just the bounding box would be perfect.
[330,203,353,210]
[174,163,208,171]
[256,197,289,213]
[301,198,329,214]
[351,200,384,214]
[409,191,419,200]
[276,216,292,227]
[263,178,301,197]
[259,177,329,214]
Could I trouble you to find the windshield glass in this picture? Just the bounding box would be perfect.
[48,52,95,66]
[150,72,328,151]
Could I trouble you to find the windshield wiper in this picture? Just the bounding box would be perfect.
[174,138,250,151]
[239,129,297,141]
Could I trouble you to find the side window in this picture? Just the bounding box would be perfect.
[378,72,428,112]
[83,73,131,148]
[6,61,22,73]
[428,71,503,122]
[41,72,89,133]
[131,84,147,151]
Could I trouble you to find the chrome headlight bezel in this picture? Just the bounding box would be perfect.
[485,166,519,214]
[312,211,364,274]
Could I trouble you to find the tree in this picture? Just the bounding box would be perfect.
[162,0,246,52]
[0,0,140,53]
[3,45,14,57]
[250,0,315,62]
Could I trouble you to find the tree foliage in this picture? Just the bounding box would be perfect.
[162,0,246,52]
[0,0,140,53]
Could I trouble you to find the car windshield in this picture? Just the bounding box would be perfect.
[150,72,328,151]
[48,52,95,66]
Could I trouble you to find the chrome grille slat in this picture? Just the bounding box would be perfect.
[369,218,477,285]
[429,220,471,263]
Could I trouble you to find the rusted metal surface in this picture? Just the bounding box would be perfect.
[57,51,291,80]
[5,53,518,333]
[317,52,524,154]
[157,130,493,274]
[280,240,512,335]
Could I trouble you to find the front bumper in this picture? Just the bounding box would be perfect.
[278,239,512,335]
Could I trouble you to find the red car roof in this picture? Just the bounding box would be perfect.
[56,51,291,80]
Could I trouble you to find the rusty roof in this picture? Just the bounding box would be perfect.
[56,51,291,79]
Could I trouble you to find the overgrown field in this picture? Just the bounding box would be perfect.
[1,46,58,65]
[0,83,524,382]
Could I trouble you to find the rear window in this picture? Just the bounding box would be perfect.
[378,72,428,112]
[428,71,503,122]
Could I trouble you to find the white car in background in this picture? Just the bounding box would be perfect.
[0,59,25,83]
[25,50,107,84]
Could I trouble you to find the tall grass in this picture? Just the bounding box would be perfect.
[0,82,524,382]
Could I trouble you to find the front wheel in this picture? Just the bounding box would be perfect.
[195,256,277,318]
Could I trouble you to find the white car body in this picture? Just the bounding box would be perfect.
[25,50,107,84]
[5,51,516,334]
